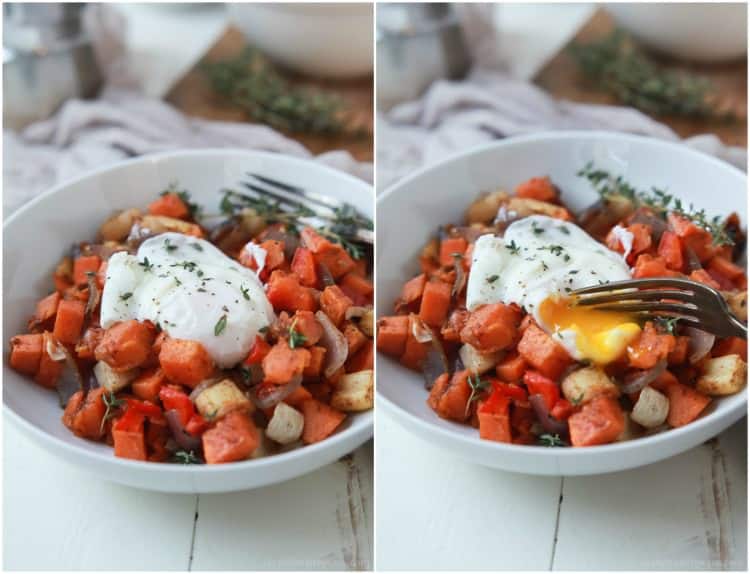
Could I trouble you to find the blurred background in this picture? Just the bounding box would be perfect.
[4,2,374,215]
[376,2,747,189]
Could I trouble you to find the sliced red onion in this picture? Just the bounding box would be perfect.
[46,334,86,407]
[529,394,568,436]
[249,375,302,409]
[189,378,221,402]
[262,228,298,261]
[685,327,716,364]
[410,315,433,344]
[629,208,668,243]
[316,262,336,287]
[84,273,100,318]
[165,409,203,452]
[451,256,466,299]
[684,246,703,272]
[315,311,348,378]
[345,306,370,320]
[422,336,450,390]
[621,359,667,394]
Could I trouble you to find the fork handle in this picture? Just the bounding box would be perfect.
[725,315,748,340]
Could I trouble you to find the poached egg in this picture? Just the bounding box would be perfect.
[466,215,640,364]
[100,232,274,368]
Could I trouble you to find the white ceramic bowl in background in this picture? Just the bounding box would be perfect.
[606,3,747,62]
[4,149,373,493]
[377,131,747,476]
[228,3,373,79]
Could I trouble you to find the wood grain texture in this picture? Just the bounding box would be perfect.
[3,420,373,571]
[375,410,563,571]
[376,408,746,571]
[166,27,373,161]
[535,9,747,147]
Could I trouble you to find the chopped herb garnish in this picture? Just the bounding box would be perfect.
[578,162,733,246]
[139,257,154,272]
[654,316,680,334]
[120,292,133,301]
[570,393,585,406]
[538,244,566,257]
[531,221,545,235]
[240,285,250,300]
[507,240,521,255]
[558,225,570,235]
[466,373,490,416]
[214,314,228,336]
[288,318,307,349]
[486,275,499,284]
[100,392,125,433]
[171,449,201,464]
[163,238,178,252]
[539,433,567,447]
[190,242,203,252]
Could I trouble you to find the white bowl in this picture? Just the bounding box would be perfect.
[3,149,373,493]
[606,4,747,62]
[376,131,747,476]
[228,3,373,79]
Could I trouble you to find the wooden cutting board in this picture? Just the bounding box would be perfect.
[167,27,373,161]
[535,9,747,148]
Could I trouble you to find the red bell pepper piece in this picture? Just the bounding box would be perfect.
[550,398,574,421]
[159,385,194,426]
[478,383,512,415]
[244,335,271,365]
[185,413,208,436]
[494,381,528,403]
[114,407,145,432]
[523,370,560,411]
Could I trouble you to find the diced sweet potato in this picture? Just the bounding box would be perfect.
[95,320,156,371]
[262,341,311,384]
[568,396,625,447]
[515,176,559,203]
[428,369,472,422]
[62,388,107,440]
[159,338,215,388]
[148,192,190,219]
[73,255,102,286]
[400,315,429,371]
[339,273,373,307]
[131,368,167,403]
[517,323,572,380]
[343,321,367,356]
[301,399,346,444]
[320,285,353,326]
[291,310,323,347]
[300,227,356,279]
[418,280,452,328]
[376,315,409,357]
[460,303,521,353]
[627,322,675,370]
[9,333,43,375]
[35,339,64,389]
[346,340,373,372]
[202,411,260,463]
[398,274,427,309]
[291,247,318,288]
[439,237,468,267]
[665,383,711,427]
[266,271,318,313]
[303,346,327,379]
[53,299,86,345]
[31,292,61,329]
[495,352,527,383]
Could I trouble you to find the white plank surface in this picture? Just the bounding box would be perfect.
[3,420,373,571]
[376,409,747,571]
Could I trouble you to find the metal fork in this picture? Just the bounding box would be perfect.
[241,173,374,245]
[573,278,747,339]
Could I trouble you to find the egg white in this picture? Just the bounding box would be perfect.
[100,232,274,369]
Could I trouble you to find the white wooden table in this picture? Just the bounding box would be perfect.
[3,421,372,571]
[376,410,746,571]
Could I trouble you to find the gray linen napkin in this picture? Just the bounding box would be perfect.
[377,68,746,191]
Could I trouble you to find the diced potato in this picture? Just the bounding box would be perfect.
[330,370,374,412]
[723,291,747,322]
[465,190,509,224]
[631,386,669,429]
[561,366,619,405]
[140,215,201,236]
[696,354,747,396]
[265,403,305,445]
[359,308,374,337]
[93,360,138,392]
[99,208,142,242]
[459,344,503,375]
[505,197,570,220]
[239,208,267,236]
[194,379,253,419]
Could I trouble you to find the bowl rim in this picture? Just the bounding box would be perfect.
[376,129,747,458]
[4,147,374,473]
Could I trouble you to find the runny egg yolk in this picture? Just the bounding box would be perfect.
[538,297,642,365]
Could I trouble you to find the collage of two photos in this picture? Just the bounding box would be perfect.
[3,2,748,572]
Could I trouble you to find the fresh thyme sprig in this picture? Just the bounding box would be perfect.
[100,391,125,433]
[570,29,726,119]
[538,433,567,447]
[578,162,734,246]
[288,318,307,349]
[654,316,680,335]
[465,373,490,417]
[214,313,228,336]
[171,450,202,464]
[201,48,347,134]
